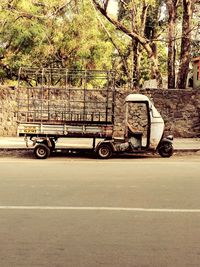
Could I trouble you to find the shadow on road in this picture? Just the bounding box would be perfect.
[0,148,197,160]
[0,149,158,160]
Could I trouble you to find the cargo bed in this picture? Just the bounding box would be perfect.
[17,68,115,138]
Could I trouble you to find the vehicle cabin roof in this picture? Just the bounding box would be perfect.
[125,94,151,103]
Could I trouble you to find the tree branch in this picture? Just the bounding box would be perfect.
[103,0,110,11]
[91,0,153,57]
[91,1,131,80]
[52,0,74,16]
[141,1,150,35]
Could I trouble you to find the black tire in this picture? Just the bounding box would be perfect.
[158,142,174,158]
[97,144,113,159]
[34,144,50,159]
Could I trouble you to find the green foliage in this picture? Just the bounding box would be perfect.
[0,0,199,86]
[0,0,113,83]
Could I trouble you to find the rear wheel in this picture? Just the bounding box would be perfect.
[97,144,113,159]
[34,144,50,159]
[158,142,174,158]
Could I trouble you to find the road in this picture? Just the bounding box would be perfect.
[0,155,200,267]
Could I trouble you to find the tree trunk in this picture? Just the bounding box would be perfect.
[132,39,140,88]
[131,5,140,89]
[176,0,195,89]
[167,0,179,89]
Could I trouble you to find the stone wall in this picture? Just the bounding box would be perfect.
[0,87,18,136]
[0,86,199,137]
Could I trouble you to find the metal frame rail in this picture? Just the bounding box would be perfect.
[17,68,115,126]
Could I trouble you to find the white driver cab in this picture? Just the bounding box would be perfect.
[125,94,164,150]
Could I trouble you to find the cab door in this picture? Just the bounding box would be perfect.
[126,101,150,149]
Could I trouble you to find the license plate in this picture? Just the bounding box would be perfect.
[24,126,37,133]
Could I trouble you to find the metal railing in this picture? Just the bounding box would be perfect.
[17,68,115,125]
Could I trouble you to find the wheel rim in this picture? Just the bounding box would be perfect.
[37,147,46,157]
[99,147,110,158]
[97,144,112,159]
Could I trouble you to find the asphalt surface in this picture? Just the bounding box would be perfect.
[0,156,200,267]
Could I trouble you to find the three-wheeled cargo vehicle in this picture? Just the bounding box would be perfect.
[17,68,173,159]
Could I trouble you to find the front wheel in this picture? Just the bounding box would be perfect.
[158,142,174,158]
[96,144,113,159]
[34,144,50,159]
